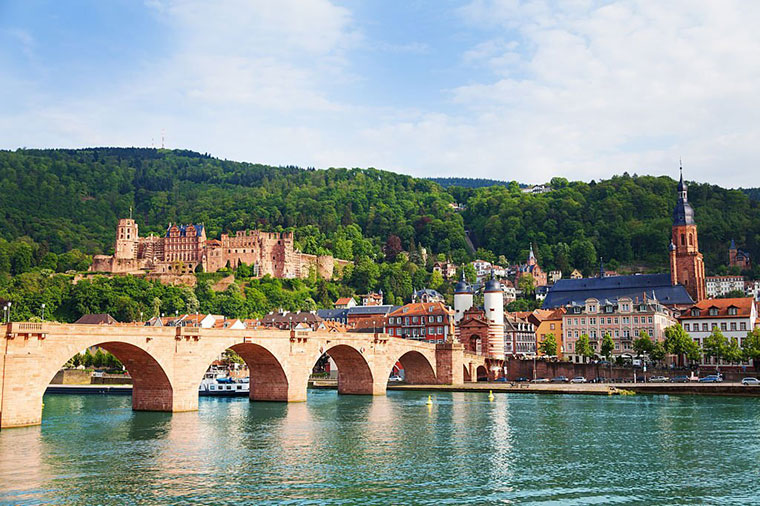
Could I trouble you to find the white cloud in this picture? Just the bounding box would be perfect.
[3,0,760,187]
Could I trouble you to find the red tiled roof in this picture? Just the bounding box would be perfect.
[335,297,354,305]
[388,302,451,318]
[681,297,754,318]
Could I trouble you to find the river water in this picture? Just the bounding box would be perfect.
[1,390,759,505]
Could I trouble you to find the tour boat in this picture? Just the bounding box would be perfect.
[198,374,250,397]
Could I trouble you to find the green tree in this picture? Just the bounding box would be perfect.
[724,337,743,364]
[664,324,701,365]
[82,349,94,368]
[632,332,654,358]
[575,334,594,361]
[702,328,728,363]
[538,333,558,356]
[742,328,760,368]
[600,332,615,361]
[650,341,666,363]
[518,274,536,296]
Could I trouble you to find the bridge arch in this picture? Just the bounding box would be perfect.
[27,340,174,425]
[389,350,437,385]
[227,343,289,401]
[314,344,375,395]
[476,365,488,382]
[463,364,472,382]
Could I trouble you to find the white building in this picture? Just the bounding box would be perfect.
[472,259,493,278]
[705,276,745,298]
[679,297,757,366]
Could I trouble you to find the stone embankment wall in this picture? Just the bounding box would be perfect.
[506,358,760,381]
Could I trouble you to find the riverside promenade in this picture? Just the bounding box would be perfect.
[388,382,760,397]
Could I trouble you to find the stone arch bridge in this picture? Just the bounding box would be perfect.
[0,322,490,428]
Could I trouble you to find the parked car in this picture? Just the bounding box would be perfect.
[495,377,509,383]
[649,376,670,383]
[570,376,587,383]
[672,375,691,383]
[550,376,569,383]
[699,375,723,383]
[590,377,605,383]
[742,377,760,385]
[388,375,403,382]
[532,378,549,383]
[515,377,530,383]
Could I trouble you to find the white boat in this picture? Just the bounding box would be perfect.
[198,374,250,397]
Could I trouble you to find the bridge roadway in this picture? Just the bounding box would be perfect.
[0,322,490,428]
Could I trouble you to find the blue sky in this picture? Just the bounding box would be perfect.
[2,0,759,186]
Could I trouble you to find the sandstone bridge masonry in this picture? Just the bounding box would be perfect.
[0,323,488,429]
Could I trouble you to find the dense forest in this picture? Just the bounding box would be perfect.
[427,177,514,189]
[1,147,760,323]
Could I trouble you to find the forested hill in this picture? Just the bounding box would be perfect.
[1,147,759,278]
[426,177,513,189]
[0,147,466,258]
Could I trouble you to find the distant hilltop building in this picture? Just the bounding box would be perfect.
[91,218,350,278]
[729,239,751,270]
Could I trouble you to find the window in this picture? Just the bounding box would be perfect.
[550,323,555,330]
[728,307,738,316]
[684,323,690,331]
[412,316,418,323]
[741,322,747,331]
[648,317,653,324]
[614,318,619,324]
[607,318,612,324]
[721,323,727,331]
[437,316,443,323]
[731,322,737,331]
[691,309,700,317]
[581,318,585,325]
[634,317,639,324]
[702,323,708,331]
[712,323,717,330]
[428,316,434,323]
[709,308,719,316]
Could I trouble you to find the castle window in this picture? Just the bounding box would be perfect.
[689,234,693,246]
[681,234,685,245]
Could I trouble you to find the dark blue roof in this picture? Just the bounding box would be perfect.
[316,309,348,320]
[346,305,400,316]
[542,274,694,308]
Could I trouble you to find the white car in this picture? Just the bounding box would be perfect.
[649,376,670,383]
[742,377,760,385]
[570,376,587,383]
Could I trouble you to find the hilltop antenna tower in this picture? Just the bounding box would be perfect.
[161,130,165,149]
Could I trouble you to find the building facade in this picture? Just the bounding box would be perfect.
[385,302,454,343]
[92,218,350,279]
[729,239,751,270]
[563,297,678,363]
[706,276,746,299]
[679,298,757,366]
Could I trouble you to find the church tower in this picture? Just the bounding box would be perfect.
[669,167,706,301]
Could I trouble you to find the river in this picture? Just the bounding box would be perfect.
[1,390,759,505]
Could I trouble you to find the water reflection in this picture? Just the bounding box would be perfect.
[1,392,760,505]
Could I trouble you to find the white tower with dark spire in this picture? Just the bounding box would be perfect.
[483,272,505,358]
[453,272,473,324]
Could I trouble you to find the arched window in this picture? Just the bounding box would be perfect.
[688,234,693,246]
[680,233,685,246]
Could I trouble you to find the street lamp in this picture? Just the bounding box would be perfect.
[41,303,46,322]
[6,302,11,323]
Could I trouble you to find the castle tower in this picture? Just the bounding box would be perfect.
[670,167,706,302]
[729,238,737,266]
[483,273,505,358]
[114,218,139,260]
[453,273,473,324]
